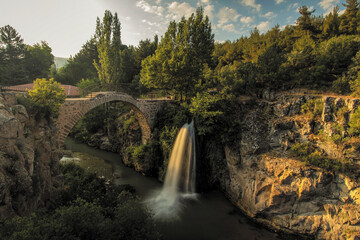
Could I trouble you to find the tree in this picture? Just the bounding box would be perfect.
[53,38,99,85]
[339,0,360,34]
[94,10,127,91]
[0,25,27,85]
[323,6,340,38]
[141,7,214,101]
[296,6,321,36]
[28,78,66,116]
[25,41,54,81]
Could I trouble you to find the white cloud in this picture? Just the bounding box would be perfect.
[288,2,299,11]
[240,16,253,24]
[201,0,210,4]
[262,11,277,19]
[141,19,161,27]
[204,4,215,19]
[217,7,241,26]
[257,21,270,32]
[167,2,195,20]
[136,0,164,16]
[308,6,314,11]
[239,0,261,12]
[121,16,131,21]
[155,0,162,4]
[221,23,238,33]
[275,0,285,4]
[319,0,340,11]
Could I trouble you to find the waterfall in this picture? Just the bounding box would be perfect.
[147,120,197,220]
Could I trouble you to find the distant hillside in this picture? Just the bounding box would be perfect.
[54,57,68,69]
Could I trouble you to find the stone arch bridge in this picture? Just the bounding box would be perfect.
[56,92,170,146]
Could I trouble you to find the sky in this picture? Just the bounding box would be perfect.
[0,0,347,58]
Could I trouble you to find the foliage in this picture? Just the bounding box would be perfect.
[140,7,214,101]
[0,25,55,86]
[27,78,66,117]
[187,91,223,135]
[291,142,347,172]
[25,41,54,81]
[70,104,120,142]
[0,25,27,85]
[349,106,360,136]
[77,78,101,97]
[301,98,324,119]
[0,163,160,240]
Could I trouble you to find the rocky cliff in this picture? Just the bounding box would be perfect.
[213,91,360,239]
[0,93,62,220]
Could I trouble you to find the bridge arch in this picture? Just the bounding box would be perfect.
[56,92,166,146]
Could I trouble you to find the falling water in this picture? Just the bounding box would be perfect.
[147,120,197,220]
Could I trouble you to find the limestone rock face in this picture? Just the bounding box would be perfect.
[215,92,360,239]
[0,93,62,220]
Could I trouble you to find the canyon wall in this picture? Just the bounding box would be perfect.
[0,93,62,220]
[212,91,360,239]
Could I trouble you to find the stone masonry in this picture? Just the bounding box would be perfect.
[56,92,169,146]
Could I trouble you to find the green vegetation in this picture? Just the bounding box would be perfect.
[27,78,66,117]
[0,163,160,240]
[301,98,324,119]
[141,8,214,101]
[291,142,349,172]
[0,25,54,86]
[349,106,360,136]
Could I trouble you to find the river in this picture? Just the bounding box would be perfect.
[64,138,281,240]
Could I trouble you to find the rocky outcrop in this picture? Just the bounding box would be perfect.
[215,92,360,239]
[0,93,62,220]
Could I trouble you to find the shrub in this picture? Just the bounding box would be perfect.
[28,78,66,117]
[301,98,324,119]
[349,106,360,136]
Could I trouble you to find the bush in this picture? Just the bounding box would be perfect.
[349,106,360,136]
[0,163,161,240]
[301,98,324,119]
[291,142,348,172]
[28,78,66,117]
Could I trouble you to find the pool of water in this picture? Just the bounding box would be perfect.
[64,138,280,240]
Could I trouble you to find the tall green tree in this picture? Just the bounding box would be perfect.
[141,7,214,101]
[0,25,27,85]
[339,0,360,34]
[323,6,341,38]
[94,10,127,91]
[25,41,54,81]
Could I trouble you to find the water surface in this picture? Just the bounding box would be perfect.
[64,138,280,240]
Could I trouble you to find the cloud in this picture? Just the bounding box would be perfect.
[217,7,241,26]
[240,16,254,24]
[288,2,299,11]
[167,2,195,20]
[136,0,164,16]
[201,0,210,4]
[275,0,285,4]
[319,0,340,11]
[141,19,161,27]
[257,21,270,32]
[239,0,261,12]
[262,11,277,19]
[222,24,238,33]
[204,4,215,19]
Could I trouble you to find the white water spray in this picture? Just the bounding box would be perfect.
[147,121,197,220]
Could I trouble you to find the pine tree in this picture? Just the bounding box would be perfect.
[0,25,27,85]
[323,6,340,38]
[339,0,360,34]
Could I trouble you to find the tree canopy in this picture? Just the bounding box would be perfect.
[140,7,214,101]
